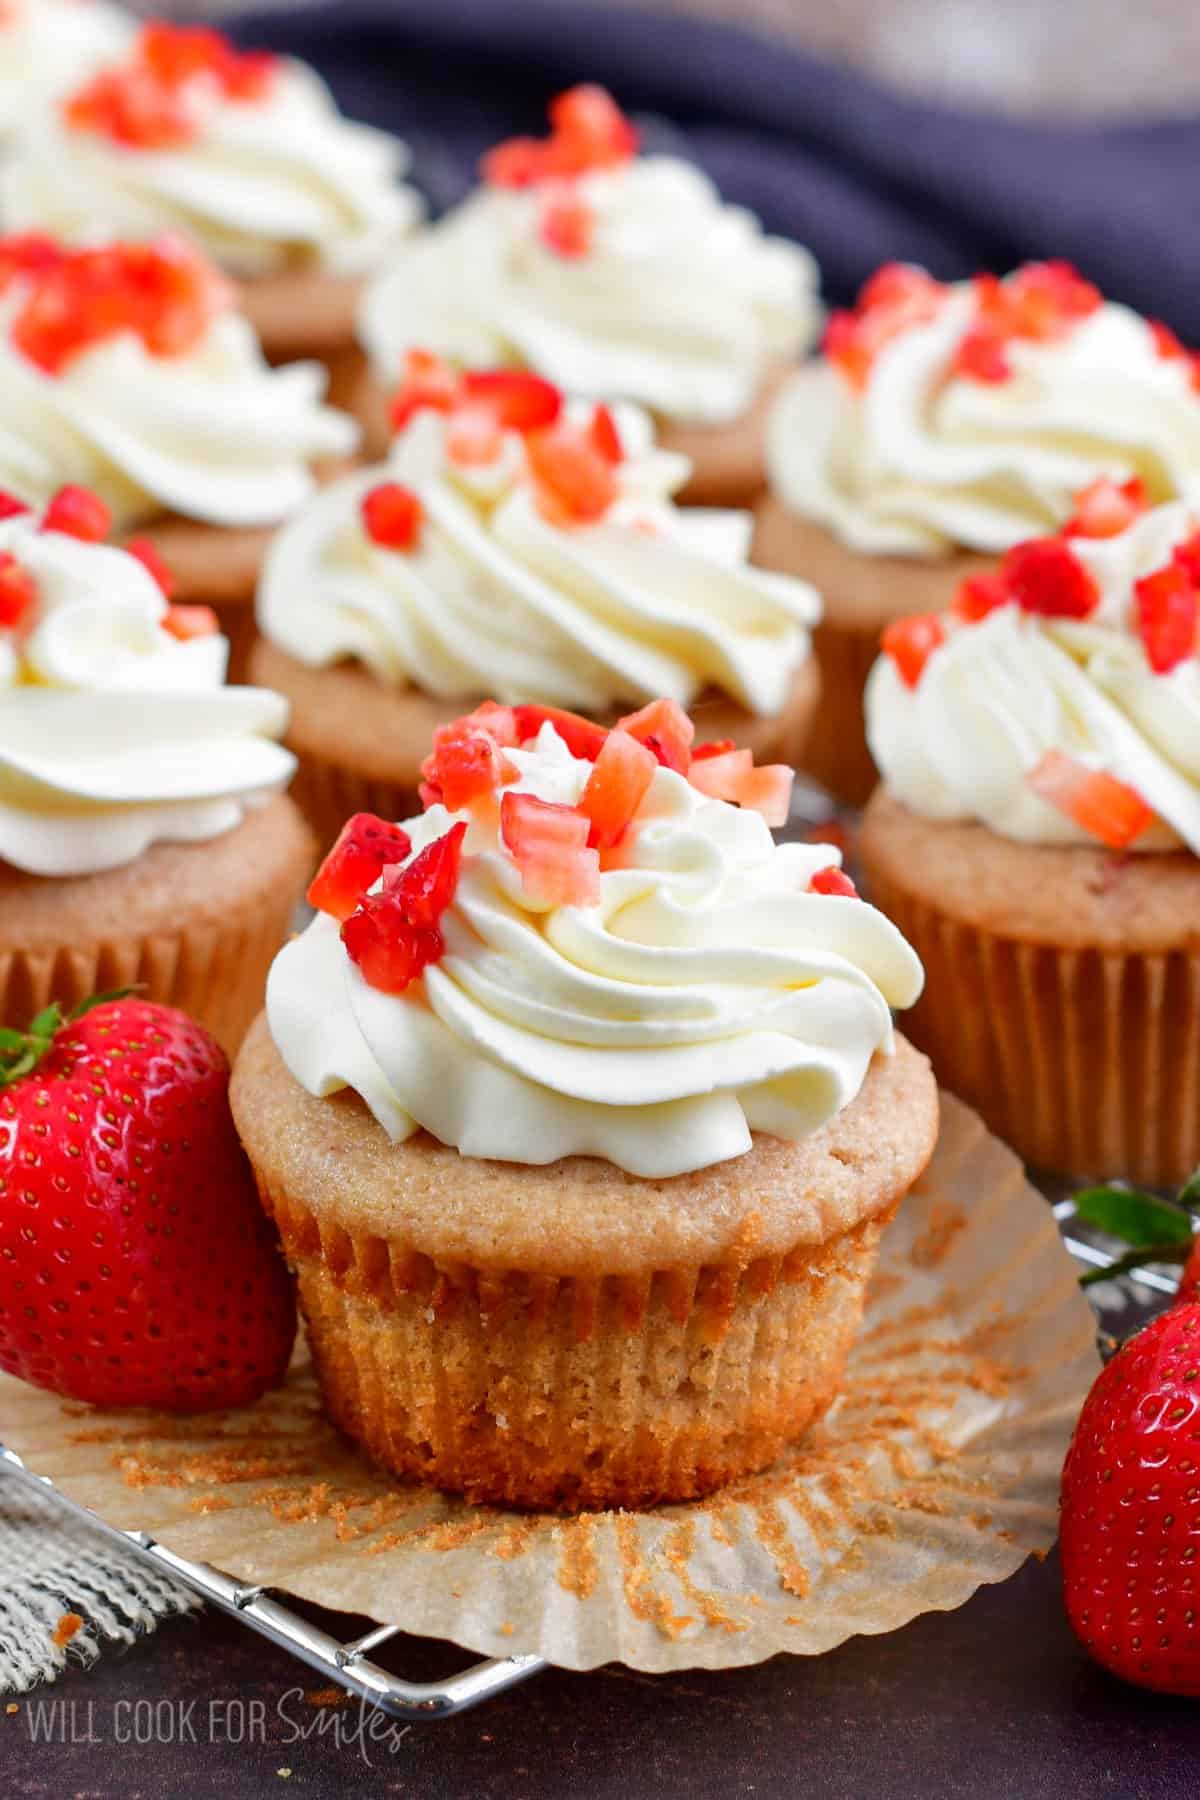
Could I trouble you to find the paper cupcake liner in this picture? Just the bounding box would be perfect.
[0,1096,1100,1673]
[288,749,421,852]
[864,870,1200,1186]
[801,621,881,808]
[258,1165,890,1510]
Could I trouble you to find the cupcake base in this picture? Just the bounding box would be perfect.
[249,638,821,850]
[231,1017,938,1510]
[751,501,990,807]
[859,787,1200,1186]
[0,796,314,1058]
[236,269,365,366]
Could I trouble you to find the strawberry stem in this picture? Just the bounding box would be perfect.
[1080,1243,1191,1289]
[0,988,136,1089]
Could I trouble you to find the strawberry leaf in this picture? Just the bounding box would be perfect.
[1080,1242,1192,1288]
[1074,1185,1195,1248]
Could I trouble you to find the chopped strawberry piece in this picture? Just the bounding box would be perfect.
[40,484,110,543]
[341,903,443,995]
[138,21,229,83]
[857,263,942,313]
[1027,750,1153,849]
[420,722,513,812]
[1063,475,1147,540]
[65,24,278,148]
[462,700,520,748]
[220,49,278,102]
[460,369,563,432]
[1134,563,1198,674]
[162,603,218,640]
[1171,529,1200,587]
[308,812,413,923]
[525,421,619,524]
[616,698,695,773]
[691,738,736,761]
[824,263,946,391]
[809,865,858,898]
[481,136,551,188]
[123,535,176,596]
[445,406,505,466]
[579,728,657,849]
[511,703,608,761]
[588,403,623,465]
[0,492,30,521]
[500,792,600,907]
[0,234,65,294]
[881,612,946,688]
[65,67,194,149]
[685,746,751,800]
[381,820,467,927]
[999,538,1099,619]
[0,552,36,631]
[540,193,595,259]
[549,84,639,164]
[388,348,460,432]
[952,573,1009,622]
[822,310,872,391]
[1004,260,1102,339]
[686,748,793,824]
[361,482,423,551]
[953,328,1010,383]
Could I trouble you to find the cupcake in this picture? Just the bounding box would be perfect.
[0,0,132,143]
[755,260,1200,805]
[0,20,420,369]
[250,359,822,848]
[353,85,819,507]
[858,489,1200,1185]
[230,701,935,1509]
[0,230,358,675]
[0,486,311,1052]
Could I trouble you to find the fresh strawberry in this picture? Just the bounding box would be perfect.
[480,136,548,188]
[588,403,623,464]
[40,484,111,544]
[0,997,295,1410]
[687,748,794,824]
[525,421,619,524]
[1173,529,1200,588]
[579,727,657,849]
[388,347,459,433]
[692,738,736,761]
[0,492,30,522]
[1134,563,1198,674]
[999,538,1099,618]
[500,792,600,906]
[809,865,858,897]
[341,822,467,993]
[1063,476,1147,540]
[361,481,423,552]
[1060,1303,1200,1696]
[0,552,36,631]
[952,573,1009,622]
[1027,750,1153,849]
[540,193,595,259]
[460,369,562,432]
[548,84,639,164]
[162,603,217,641]
[420,721,513,813]
[512,703,608,761]
[881,611,946,688]
[616,698,694,773]
[952,327,1010,383]
[124,535,176,597]
[308,812,413,923]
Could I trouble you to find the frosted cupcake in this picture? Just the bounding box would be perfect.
[230,701,935,1509]
[0,487,311,1052]
[0,231,357,674]
[859,490,1200,1185]
[250,357,822,846]
[0,0,132,143]
[354,86,819,507]
[1,21,420,366]
[755,261,1200,804]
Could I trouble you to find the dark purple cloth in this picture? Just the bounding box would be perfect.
[229,0,1198,335]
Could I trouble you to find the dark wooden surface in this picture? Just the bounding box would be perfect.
[5,1548,1198,1799]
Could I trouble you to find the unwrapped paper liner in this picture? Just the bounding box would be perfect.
[0,1095,1099,1673]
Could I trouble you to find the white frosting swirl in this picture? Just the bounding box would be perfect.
[258,402,819,714]
[0,286,358,529]
[0,512,294,876]
[359,156,819,425]
[866,501,1200,853]
[0,0,132,140]
[1,55,419,276]
[769,287,1200,557]
[268,725,923,1176]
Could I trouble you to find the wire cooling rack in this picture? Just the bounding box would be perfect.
[0,1195,1179,1721]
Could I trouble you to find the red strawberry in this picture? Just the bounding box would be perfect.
[40,484,110,544]
[361,481,423,552]
[579,726,657,849]
[809,865,858,898]
[999,538,1099,619]
[1134,563,1198,675]
[617,698,694,774]
[308,812,413,923]
[500,792,600,907]
[1027,750,1152,850]
[881,611,946,688]
[0,552,36,631]
[511,703,609,761]
[341,822,467,993]
[0,998,295,1410]
[1060,1303,1200,1696]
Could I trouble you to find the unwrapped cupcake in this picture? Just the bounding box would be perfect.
[0,0,132,143]
[859,487,1200,1185]
[231,700,935,1510]
[0,230,357,672]
[0,486,311,1051]
[755,261,1200,804]
[0,20,420,367]
[250,357,822,846]
[354,86,820,507]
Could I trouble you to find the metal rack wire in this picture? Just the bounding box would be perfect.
[0,1194,1177,1721]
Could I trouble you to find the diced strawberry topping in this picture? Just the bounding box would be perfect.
[1148,317,1200,390]
[579,727,657,849]
[823,263,946,391]
[952,572,1009,623]
[64,23,279,149]
[952,327,1011,384]
[460,370,563,432]
[809,865,859,898]
[9,235,229,376]
[526,421,620,525]
[482,85,638,189]
[462,699,520,748]
[420,721,515,812]
[616,698,695,773]
[587,403,623,465]
[388,347,459,432]
[342,905,445,994]
[0,552,36,632]
[308,812,414,923]
[500,792,600,907]
[954,262,1103,384]
[481,136,548,189]
[881,611,946,688]
[361,481,423,552]
[1134,563,1198,674]
[1171,529,1200,588]
[998,538,1099,619]
[0,234,65,294]
[691,738,736,761]
[540,193,595,259]
[511,703,609,761]
[380,820,467,927]
[65,68,194,149]
[123,535,176,596]
[40,484,110,544]
[1027,750,1153,849]
[445,406,505,467]
[161,603,217,640]
[687,747,794,825]
[0,493,29,521]
[1063,476,1147,540]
